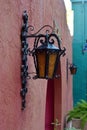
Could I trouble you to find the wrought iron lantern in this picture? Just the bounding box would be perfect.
[69,64,77,75]
[20,10,66,110]
[33,34,66,79]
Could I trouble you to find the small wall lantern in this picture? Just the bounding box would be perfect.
[69,64,77,75]
[20,10,66,110]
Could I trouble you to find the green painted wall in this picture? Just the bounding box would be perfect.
[71,0,87,105]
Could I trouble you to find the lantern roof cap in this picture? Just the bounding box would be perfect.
[36,43,59,50]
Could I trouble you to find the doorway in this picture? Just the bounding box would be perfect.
[45,64,61,130]
[45,79,54,130]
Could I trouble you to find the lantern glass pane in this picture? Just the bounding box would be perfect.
[48,53,57,78]
[37,51,46,78]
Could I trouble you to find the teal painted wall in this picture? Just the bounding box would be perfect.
[71,0,87,105]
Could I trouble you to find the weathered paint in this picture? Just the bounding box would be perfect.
[71,0,87,105]
[0,0,72,130]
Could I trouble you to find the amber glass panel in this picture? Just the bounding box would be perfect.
[48,53,57,78]
[37,51,46,78]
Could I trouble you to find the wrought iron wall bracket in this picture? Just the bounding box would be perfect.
[20,10,66,110]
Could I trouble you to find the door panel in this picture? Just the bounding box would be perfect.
[45,79,54,130]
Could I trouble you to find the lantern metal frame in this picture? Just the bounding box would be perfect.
[20,10,66,110]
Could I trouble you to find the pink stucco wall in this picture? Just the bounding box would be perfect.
[0,0,72,130]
